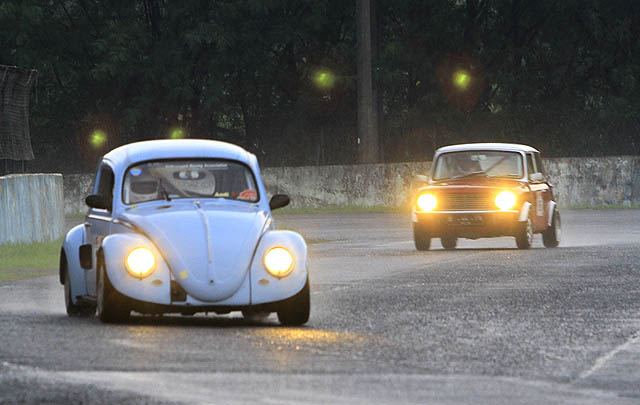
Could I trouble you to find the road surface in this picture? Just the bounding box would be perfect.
[1,210,639,404]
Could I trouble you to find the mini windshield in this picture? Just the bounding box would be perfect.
[123,160,259,204]
[433,151,523,180]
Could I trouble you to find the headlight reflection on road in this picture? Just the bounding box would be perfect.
[251,329,370,360]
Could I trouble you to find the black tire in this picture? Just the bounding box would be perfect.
[441,236,458,250]
[277,277,310,326]
[515,214,534,249]
[242,310,271,322]
[413,222,431,251]
[542,210,561,248]
[62,253,95,317]
[96,257,130,323]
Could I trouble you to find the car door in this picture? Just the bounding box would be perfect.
[85,163,115,296]
[526,152,550,232]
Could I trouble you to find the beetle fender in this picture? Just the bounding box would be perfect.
[101,233,172,305]
[250,230,308,305]
[61,224,89,303]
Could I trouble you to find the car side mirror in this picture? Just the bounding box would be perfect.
[411,174,429,192]
[86,194,111,211]
[269,194,290,211]
[529,172,544,182]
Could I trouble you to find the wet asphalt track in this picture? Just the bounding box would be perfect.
[1,210,640,404]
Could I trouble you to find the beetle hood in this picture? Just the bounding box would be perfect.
[119,201,268,302]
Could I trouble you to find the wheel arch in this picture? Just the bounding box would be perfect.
[250,230,308,305]
[59,248,66,285]
[61,224,90,300]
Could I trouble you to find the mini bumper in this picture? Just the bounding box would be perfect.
[412,210,522,238]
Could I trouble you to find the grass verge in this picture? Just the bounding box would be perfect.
[0,239,61,283]
[567,204,640,210]
[275,205,408,215]
[67,211,88,218]
[275,204,640,214]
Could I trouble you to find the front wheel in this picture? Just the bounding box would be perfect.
[96,258,130,323]
[515,215,533,249]
[441,236,458,250]
[277,278,310,326]
[542,210,561,248]
[413,222,431,251]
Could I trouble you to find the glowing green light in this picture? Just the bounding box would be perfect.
[170,128,185,139]
[89,130,107,148]
[453,71,471,90]
[313,70,335,89]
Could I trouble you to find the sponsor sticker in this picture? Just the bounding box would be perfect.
[129,167,143,176]
[536,192,544,216]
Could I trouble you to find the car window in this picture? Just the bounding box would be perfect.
[123,160,259,204]
[526,153,535,176]
[433,151,523,180]
[534,152,545,175]
[96,165,114,210]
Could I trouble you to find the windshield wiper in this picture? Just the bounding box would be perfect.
[483,155,509,175]
[450,170,488,180]
[158,180,172,202]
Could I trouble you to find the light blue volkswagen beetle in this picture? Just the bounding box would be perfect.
[60,139,309,325]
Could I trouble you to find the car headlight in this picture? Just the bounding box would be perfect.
[264,247,294,278]
[417,194,437,211]
[126,247,155,278]
[495,191,517,210]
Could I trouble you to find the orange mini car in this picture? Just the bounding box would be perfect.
[411,143,560,250]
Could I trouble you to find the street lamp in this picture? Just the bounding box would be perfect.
[453,69,471,91]
[169,128,185,139]
[89,130,107,149]
[313,70,336,90]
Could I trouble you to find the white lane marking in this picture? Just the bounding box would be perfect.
[2,362,635,404]
[109,338,155,350]
[579,332,640,379]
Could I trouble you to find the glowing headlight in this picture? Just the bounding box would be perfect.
[264,247,294,278]
[126,247,155,278]
[495,191,517,210]
[417,194,437,211]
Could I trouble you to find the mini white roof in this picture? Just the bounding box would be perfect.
[102,139,254,170]
[435,143,539,154]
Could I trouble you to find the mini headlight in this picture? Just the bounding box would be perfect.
[495,191,517,210]
[417,194,437,211]
[264,247,294,278]
[126,247,155,278]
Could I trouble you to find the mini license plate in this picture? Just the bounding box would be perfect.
[448,214,484,226]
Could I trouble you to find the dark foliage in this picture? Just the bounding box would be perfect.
[1,0,638,173]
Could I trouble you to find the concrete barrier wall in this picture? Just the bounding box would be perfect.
[263,156,640,208]
[262,162,432,208]
[0,174,65,244]
[545,156,640,207]
[63,173,95,216]
[63,156,640,213]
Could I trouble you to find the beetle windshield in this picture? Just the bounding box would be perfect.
[433,151,523,180]
[123,160,259,204]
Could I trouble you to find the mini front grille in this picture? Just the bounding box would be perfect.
[437,193,495,211]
